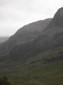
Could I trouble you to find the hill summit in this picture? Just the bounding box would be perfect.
[48,7,63,27]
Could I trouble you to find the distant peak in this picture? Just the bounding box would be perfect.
[54,7,63,17]
[58,7,63,11]
[46,7,63,28]
[50,7,63,27]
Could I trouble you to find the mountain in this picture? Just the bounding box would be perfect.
[9,7,63,61]
[0,7,63,85]
[0,37,9,43]
[51,7,63,27]
[0,19,51,56]
[44,7,63,31]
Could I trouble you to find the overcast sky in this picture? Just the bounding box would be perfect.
[0,0,63,36]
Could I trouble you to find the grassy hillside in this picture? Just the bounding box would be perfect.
[0,49,63,85]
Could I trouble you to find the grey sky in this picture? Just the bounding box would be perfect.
[0,0,63,36]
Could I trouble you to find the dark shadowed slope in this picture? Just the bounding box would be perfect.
[0,19,51,56]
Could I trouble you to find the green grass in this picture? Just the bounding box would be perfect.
[0,49,63,85]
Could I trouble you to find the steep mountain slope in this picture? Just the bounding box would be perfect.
[10,7,63,61]
[0,19,51,56]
